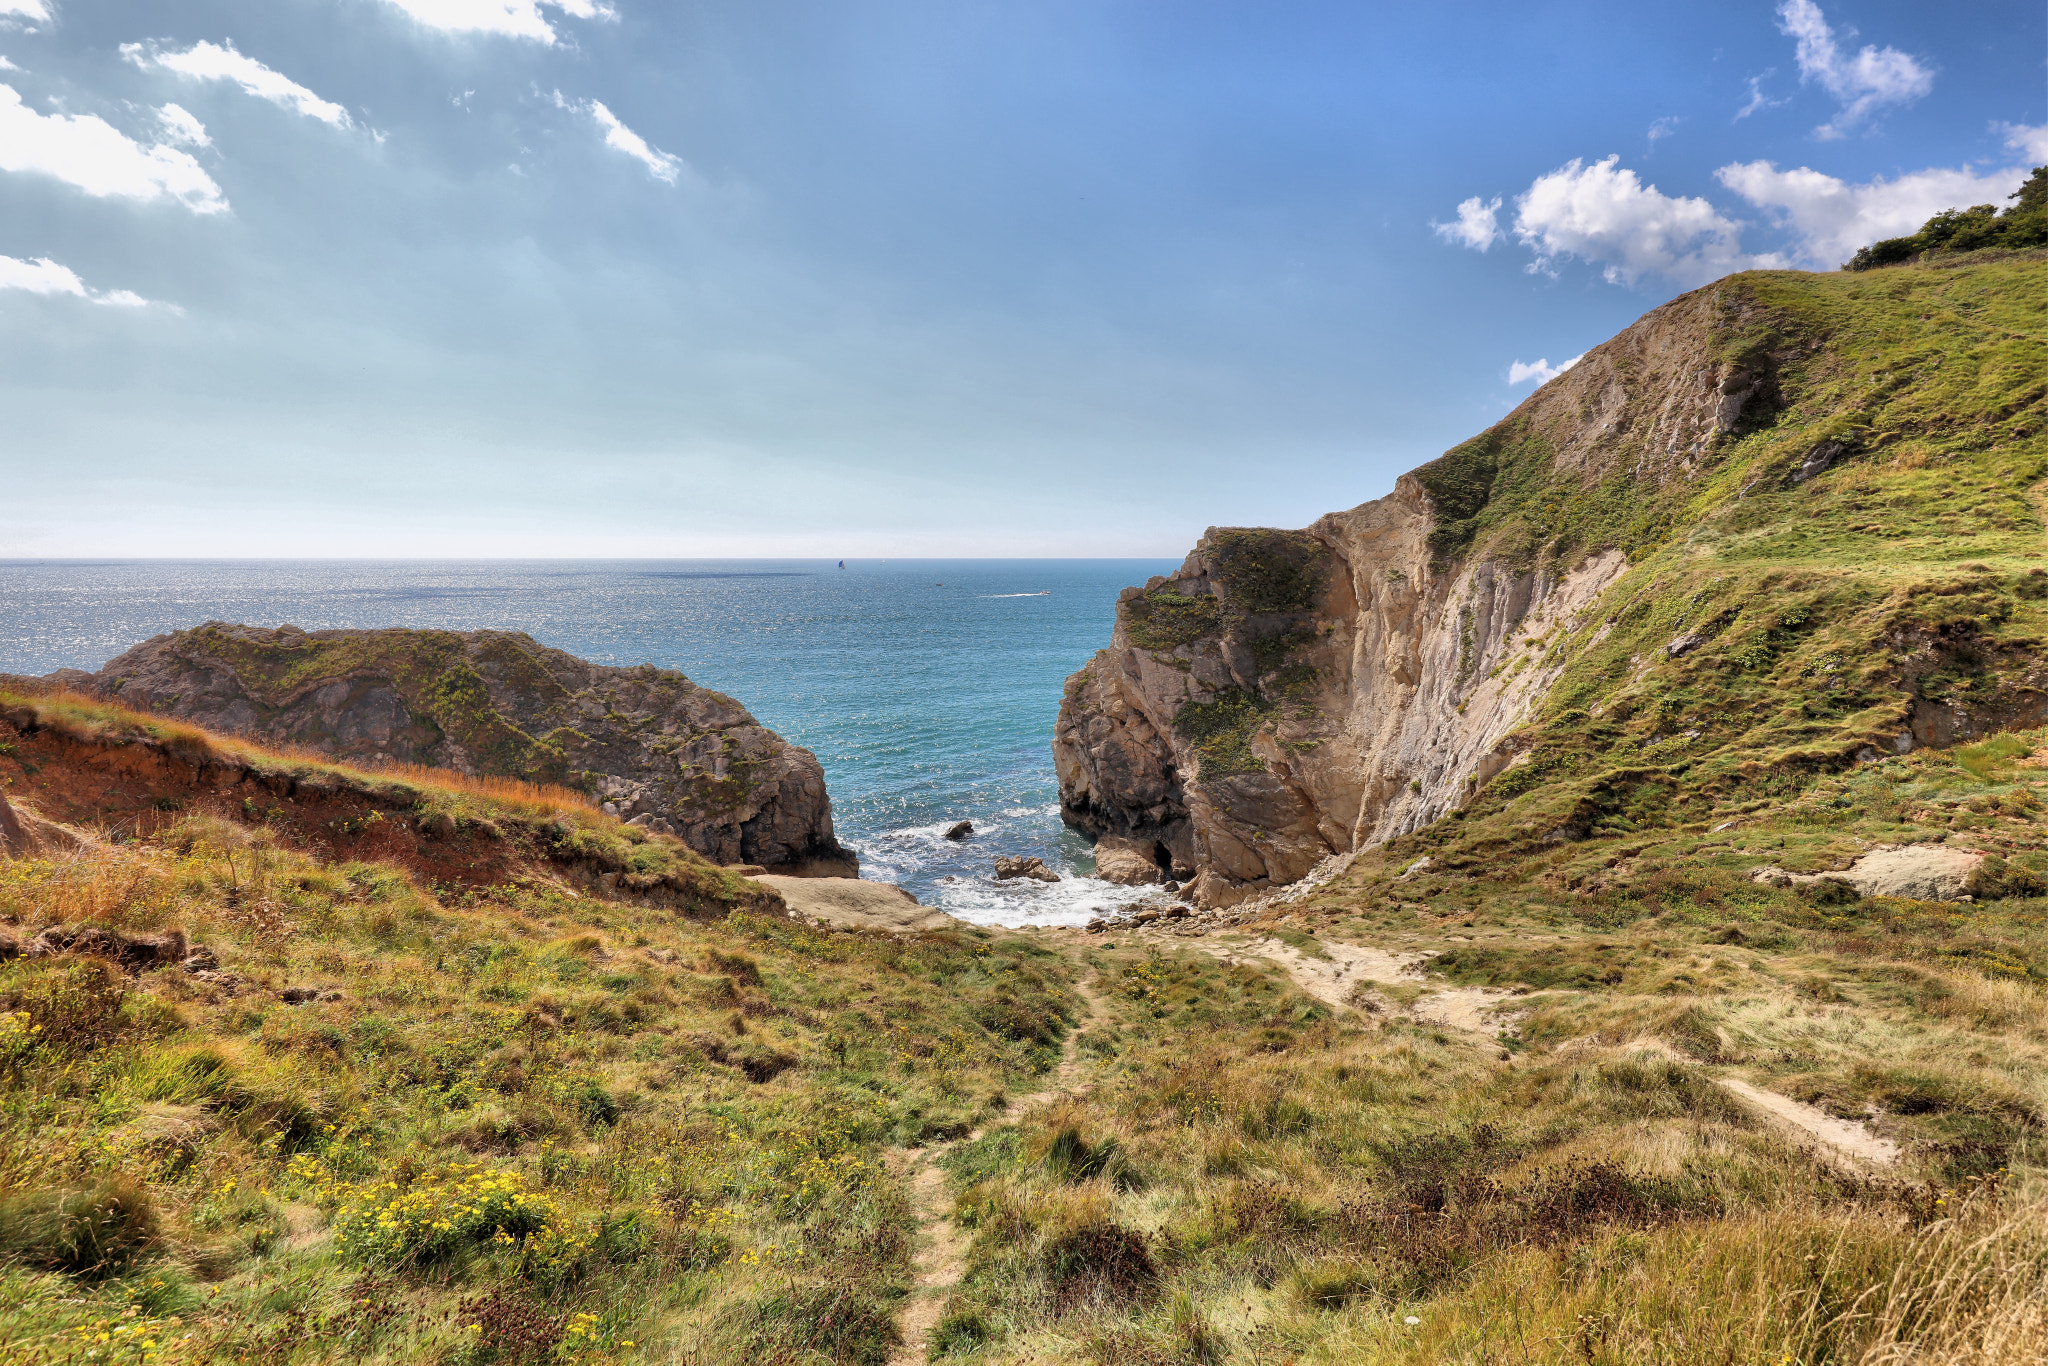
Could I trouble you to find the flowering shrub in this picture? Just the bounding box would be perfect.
[318,1161,558,1268]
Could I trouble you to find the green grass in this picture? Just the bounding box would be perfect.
[0,712,1078,1365]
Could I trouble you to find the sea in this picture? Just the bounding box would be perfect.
[0,559,1181,927]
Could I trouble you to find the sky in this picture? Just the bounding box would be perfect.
[0,0,2041,558]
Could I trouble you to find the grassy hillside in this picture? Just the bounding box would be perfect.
[0,689,1075,1365]
[1411,253,2047,853]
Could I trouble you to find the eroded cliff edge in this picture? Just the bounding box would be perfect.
[54,624,857,876]
[1057,259,2048,906]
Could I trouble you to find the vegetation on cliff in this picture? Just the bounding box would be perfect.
[1061,252,2045,906]
[1845,166,2047,271]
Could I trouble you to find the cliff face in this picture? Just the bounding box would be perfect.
[63,624,856,876]
[1058,258,2048,906]
[1055,492,1627,906]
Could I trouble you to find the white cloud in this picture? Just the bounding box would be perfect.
[155,102,209,147]
[1511,155,1782,287]
[375,0,614,44]
[1776,0,1933,139]
[0,83,226,212]
[0,253,158,306]
[1997,121,2048,162]
[1718,159,2031,268]
[1432,195,1501,251]
[554,91,687,184]
[0,56,19,71]
[0,2,50,21]
[1647,116,1680,145]
[1736,71,1785,121]
[131,40,351,129]
[1508,354,1582,386]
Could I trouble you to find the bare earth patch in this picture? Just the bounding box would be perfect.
[1718,1077,1901,1169]
[1195,934,1513,1034]
[886,976,1105,1366]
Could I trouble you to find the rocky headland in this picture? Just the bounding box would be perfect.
[45,623,856,876]
[1059,257,2048,906]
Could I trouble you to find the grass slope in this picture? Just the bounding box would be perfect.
[0,692,1076,1366]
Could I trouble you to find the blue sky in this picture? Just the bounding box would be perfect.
[0,0,2040,557]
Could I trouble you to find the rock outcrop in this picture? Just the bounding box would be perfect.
[1055,506,1627,907]
[1751,845,1985,903]
[1092,833,1166,885]
[61,624,855,876]
[1055,261,2048,907]
[993,855,1060,883]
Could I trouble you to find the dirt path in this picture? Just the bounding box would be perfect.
[886,975,1104,1366]
[1192,934,1512,1035]
[1718,1077,1900,1169]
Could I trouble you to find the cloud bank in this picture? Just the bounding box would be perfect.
[1431,195,1501,251]
[376,0,615,45]
[0,83,227,212]
[1998,121,2048,162]
[1777,0,1933,139]
[1719,159,2032,269]
[0,253,153,307]
[155,103,209,147]
[554,92,687,183]
[131,40,352,129]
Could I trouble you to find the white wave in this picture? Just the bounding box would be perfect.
[932,871,1164,928]
[847,812,1171,928]
[978,592,1051,598]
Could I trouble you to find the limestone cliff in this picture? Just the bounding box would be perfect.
[1058,258,2048,906]
[60,624,856,876]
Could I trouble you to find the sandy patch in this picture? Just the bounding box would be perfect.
[753,875,962,934]
[1719,1077,1900,1169]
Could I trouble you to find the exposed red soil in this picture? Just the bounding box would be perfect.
[0,702,772,921]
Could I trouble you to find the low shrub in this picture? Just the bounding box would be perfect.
[450,1289,562,1365]
[0,1179,159,1278]
[7,960,134,1053]
[320,1161,559,1268]
[1040,1214,1158,1313]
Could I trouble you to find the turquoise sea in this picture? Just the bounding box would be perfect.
[0,559,1179,926]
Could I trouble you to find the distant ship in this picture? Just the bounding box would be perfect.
[838,560,844,569]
